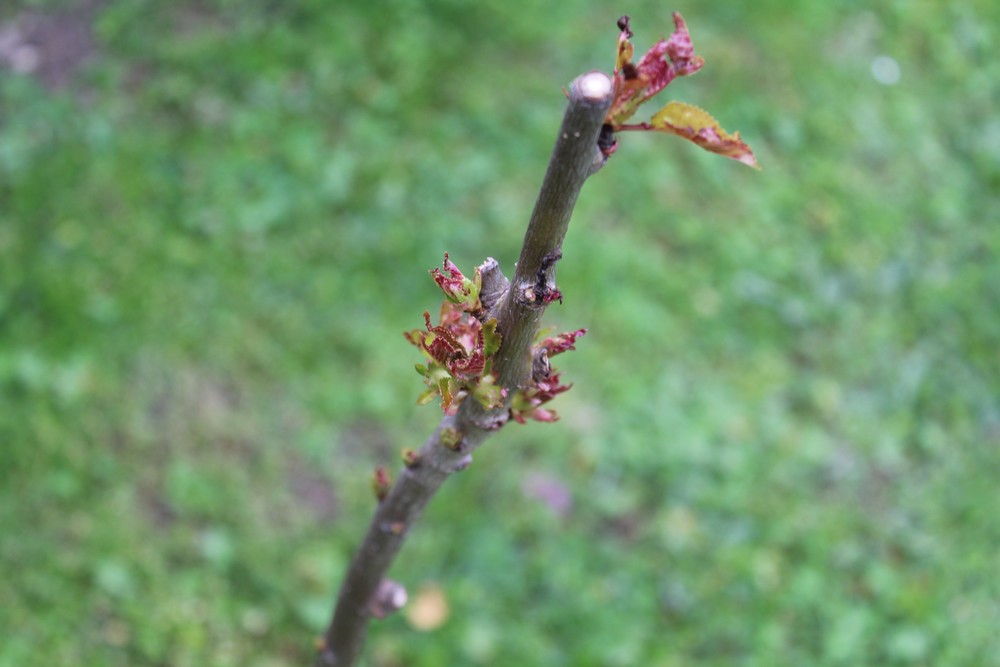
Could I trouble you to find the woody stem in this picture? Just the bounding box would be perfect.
[314,70,613,667]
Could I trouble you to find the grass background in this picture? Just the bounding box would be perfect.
[2,0,999,665]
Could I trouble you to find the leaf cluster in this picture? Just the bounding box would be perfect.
[404,254,504,413]
[404,256,586,424]
[602,13,760,169]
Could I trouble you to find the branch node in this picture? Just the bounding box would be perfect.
[401,448,421,468]
[315,642,335,666]
[446,454,473,473]
[478,257,510,315]
[439,427,464,451]
[379,520,406,535]
[366,579,409,619]
[469,409,510,432]
[372,466,391,503]
[531,348,552,381]
[515,282,547,307]
[534,249,564,305]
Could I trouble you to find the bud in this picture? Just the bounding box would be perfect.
[372,466,391,502]
[401,448,421,468]
[439,427,463,451]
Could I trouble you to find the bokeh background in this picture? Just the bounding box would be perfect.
[2,0,998,665]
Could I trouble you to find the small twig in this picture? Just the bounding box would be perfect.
[314,71,613,667]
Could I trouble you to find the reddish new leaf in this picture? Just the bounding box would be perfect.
[604,13,760,170]
[538,328,587,357]
[406,258,505,412]
[421,312,467,366]
[608,13,704,128]
[431,253,481,312]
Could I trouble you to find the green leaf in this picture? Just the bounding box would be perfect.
[472,374,505,409]
[648,101,761,169]
[481,318,502,357]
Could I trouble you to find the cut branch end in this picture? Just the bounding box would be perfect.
[577,71,613,102]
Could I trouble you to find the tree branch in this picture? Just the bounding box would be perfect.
[315,71,613,667]
[491,72,614,391]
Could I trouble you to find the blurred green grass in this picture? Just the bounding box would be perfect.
[2,0,999,665]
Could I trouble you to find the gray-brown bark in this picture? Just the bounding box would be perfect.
[315,71,614,667]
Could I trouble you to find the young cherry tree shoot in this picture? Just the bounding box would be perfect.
[314,12,758,666]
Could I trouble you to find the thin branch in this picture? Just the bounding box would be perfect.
[315,71,614,667]
[490,73,614,391]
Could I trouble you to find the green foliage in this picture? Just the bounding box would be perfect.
[2,1,999,666]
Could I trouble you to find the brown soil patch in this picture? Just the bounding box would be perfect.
[0,0,104,90]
